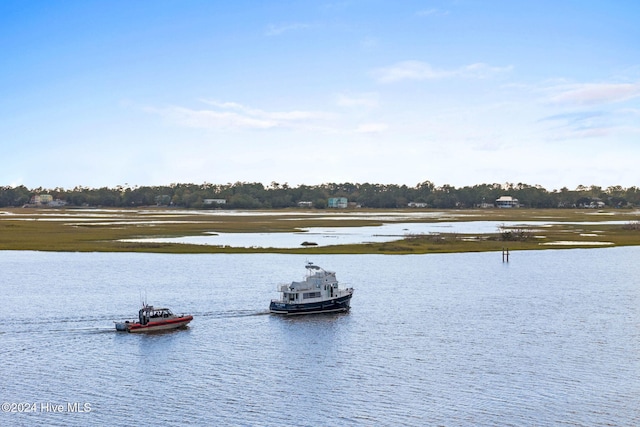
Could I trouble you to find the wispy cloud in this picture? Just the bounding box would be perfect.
[541,107,640,140]
[546,127,612,141]
[151,106,277,130]
[547,83,640,105]
[416,8,449,17]
[541,111,610,139]
[373,60,513,83]
[202,100,333,121]
[539,111,606,125]
[148,101,334,131]
[265,22,312,36]
[536,81,640,140]
[618,107,640,117]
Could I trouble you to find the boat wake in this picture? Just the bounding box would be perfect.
[191,309,270,318]
[4,310,269,336]
[70,326,116,334]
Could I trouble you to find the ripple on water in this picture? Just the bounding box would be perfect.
[0,249,639,426]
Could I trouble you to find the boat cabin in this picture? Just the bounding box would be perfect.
[281,287,338,302]
[138,306,174,325]
[279,265,340,302]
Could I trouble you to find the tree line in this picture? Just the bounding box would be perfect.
[1,181,638,209]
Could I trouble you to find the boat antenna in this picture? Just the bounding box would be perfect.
[140,290,147,307]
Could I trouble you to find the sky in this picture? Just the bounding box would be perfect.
[1,0,639,191]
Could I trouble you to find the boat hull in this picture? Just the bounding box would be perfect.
[269,294,352,315]
[116,315,193,333]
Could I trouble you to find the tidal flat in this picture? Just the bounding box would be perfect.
[0,207,639,254]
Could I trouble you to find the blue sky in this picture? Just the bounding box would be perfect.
[2,1,639,190]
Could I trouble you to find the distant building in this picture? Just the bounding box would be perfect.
[408,202,428,208]
[48,199,67,207]
[28,194,66,207]
[203,199,226,205]
[496,195,519,208]
[31,194,53,205]
[580,199,605,209]
[328,197,348,208]
[297,201,313,208]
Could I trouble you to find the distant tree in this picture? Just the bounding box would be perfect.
[1,181,638,209]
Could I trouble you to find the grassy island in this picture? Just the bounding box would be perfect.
[0,207,638,254]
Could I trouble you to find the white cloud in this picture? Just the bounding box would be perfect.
[146,101,336,131]
[201,100,333,121]
[373,60,512,83]
[373,61,443,82]
[150,106,277,130]
[548,83,640,105]
[265,23,311,36]
[461,63,513,78]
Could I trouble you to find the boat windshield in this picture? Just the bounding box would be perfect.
[151,309,172,318]
[140,307,173,318]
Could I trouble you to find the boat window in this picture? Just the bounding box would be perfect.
[303,292,322,299]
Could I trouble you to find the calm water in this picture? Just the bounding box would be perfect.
[1,248,639,426]
[121,220,630,248]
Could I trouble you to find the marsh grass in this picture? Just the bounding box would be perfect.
[1,207,638,254]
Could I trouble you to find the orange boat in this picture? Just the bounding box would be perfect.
[115,304,192,333]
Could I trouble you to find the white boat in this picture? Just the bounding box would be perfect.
[270,262,354,315]
[115,304,193,333]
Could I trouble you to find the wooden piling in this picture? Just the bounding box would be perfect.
[502,247,509,262]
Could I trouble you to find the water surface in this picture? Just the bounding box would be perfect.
[120,220,629,248]
[1,248,639,426]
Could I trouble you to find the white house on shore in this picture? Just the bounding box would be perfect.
[28,194,66,207]
[203,199,226,205]
[408,202,428,208]
[496,195,519,208]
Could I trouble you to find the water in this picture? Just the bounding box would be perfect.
[120,220,630,248]
[1,248,639,426]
